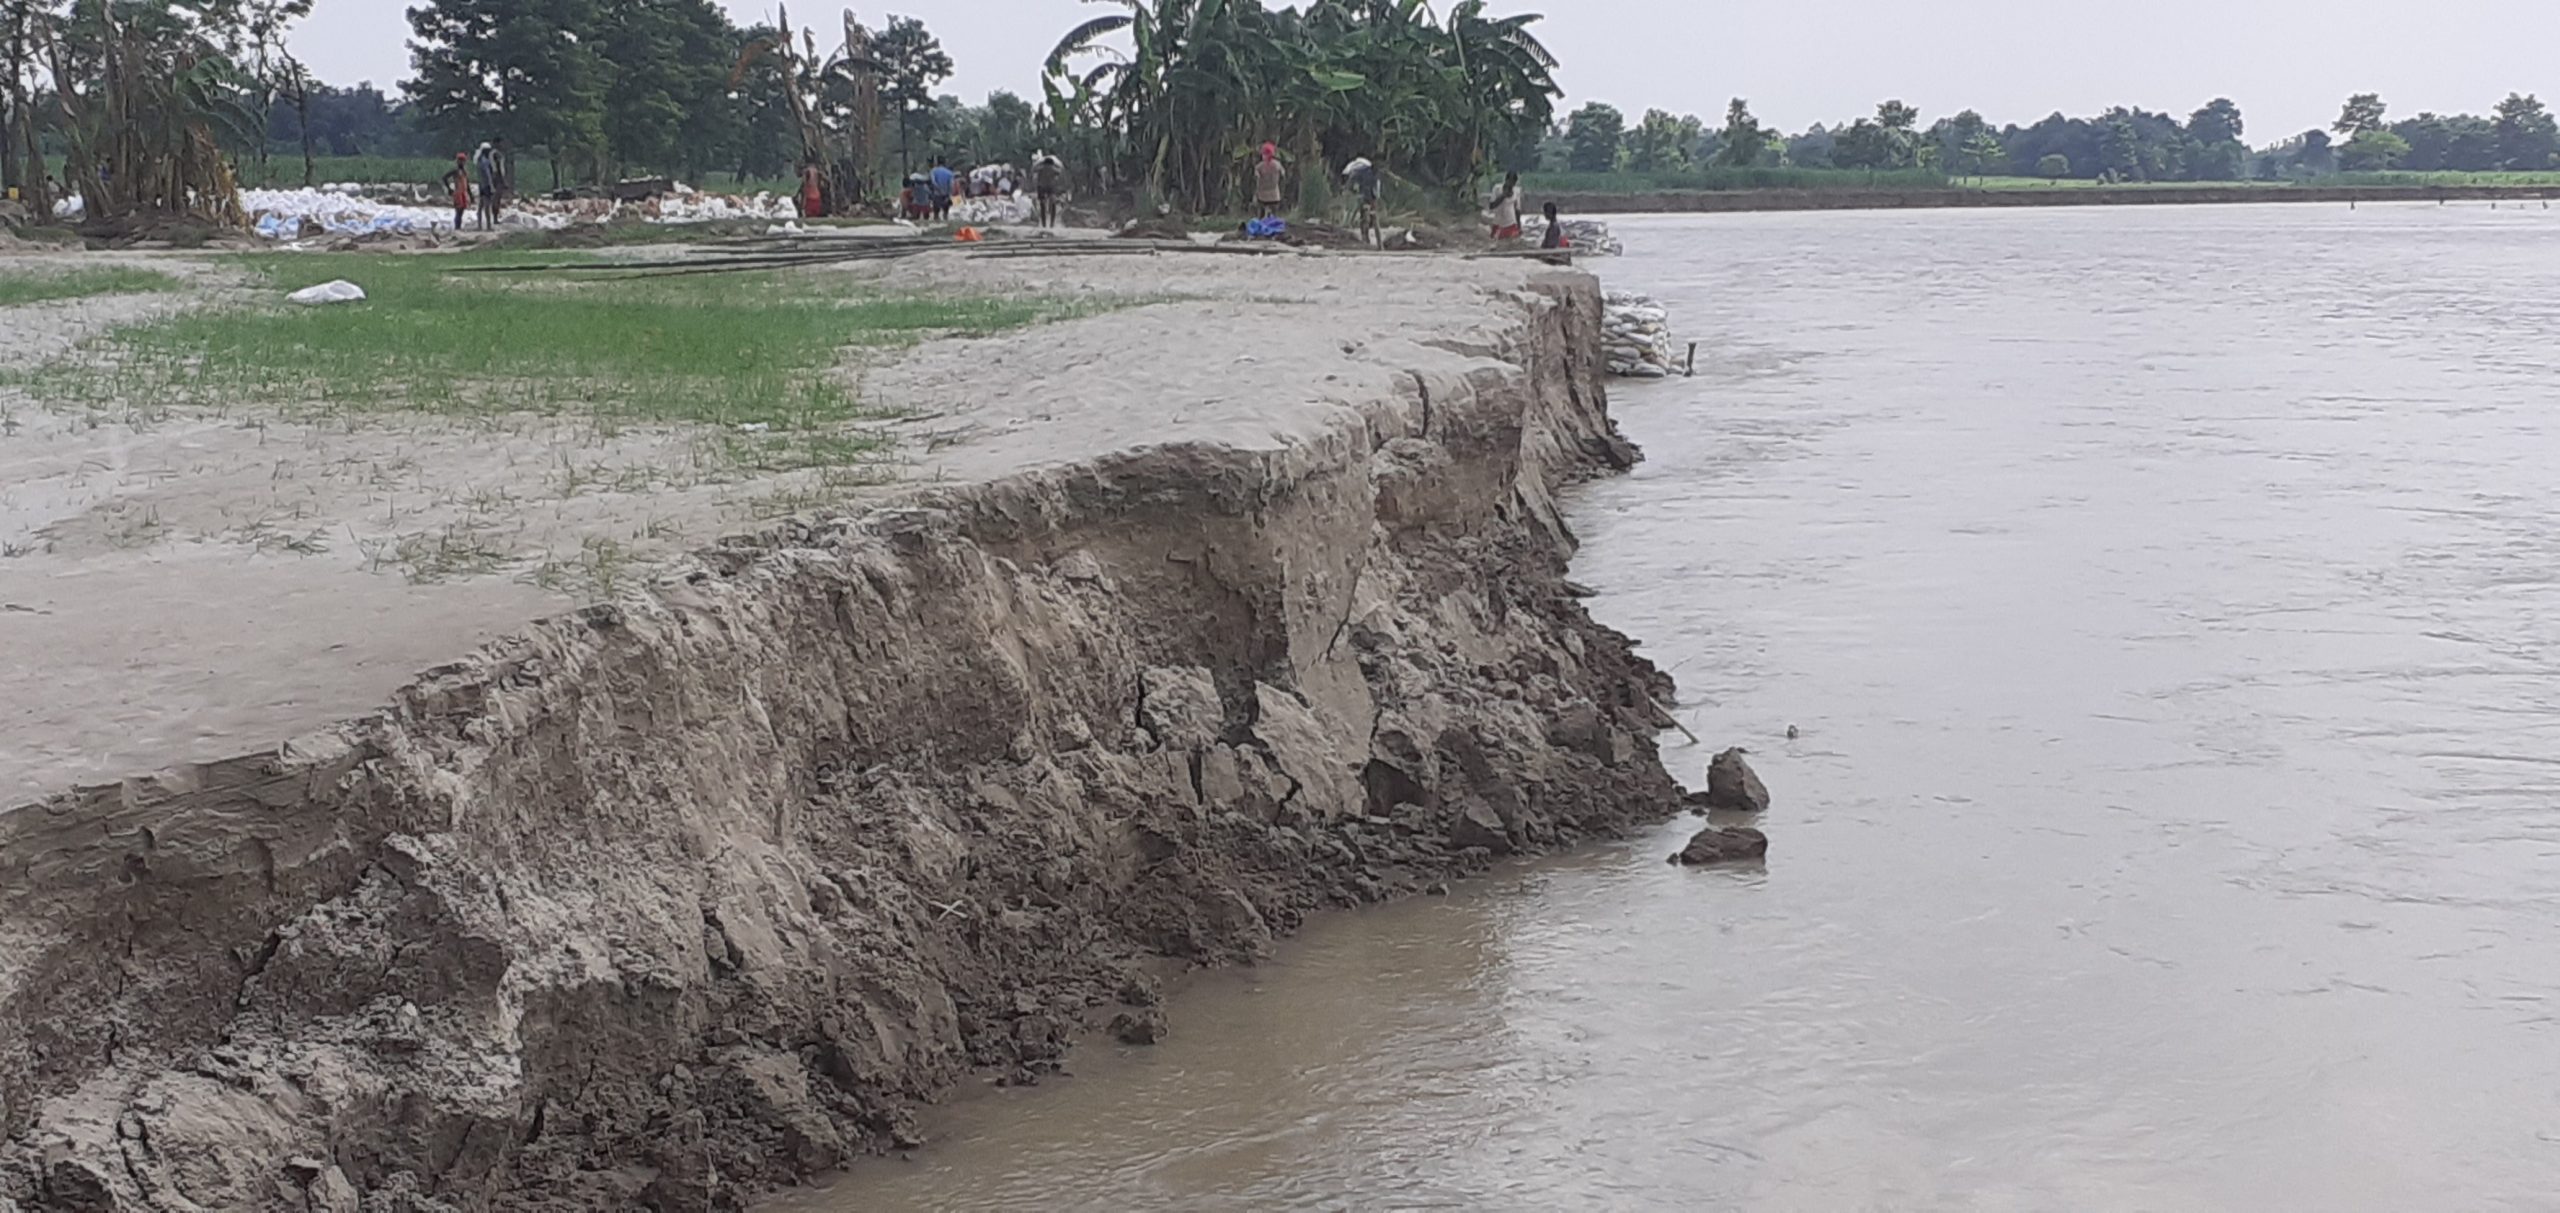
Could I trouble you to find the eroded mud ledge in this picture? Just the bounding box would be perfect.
[0,268,1685,1211]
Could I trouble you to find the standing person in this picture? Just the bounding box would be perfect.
[1253,143,1285,220]
[471,142,499,231]
[1032,151,1064,229]
[798,161,826,219]
[442,153,472,232]
[1485,171,1522,243]
[929,157,955,222]
[490,137,513,214]
[1540,202,1569,250]
[1342,156,1382,247]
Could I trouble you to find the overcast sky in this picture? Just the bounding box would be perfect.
[293,0,2560,145]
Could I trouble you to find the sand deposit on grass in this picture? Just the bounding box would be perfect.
[2,245,1581,800]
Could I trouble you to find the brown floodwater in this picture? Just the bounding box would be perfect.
[784,204,2560,1211]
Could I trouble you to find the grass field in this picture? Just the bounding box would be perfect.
[1529,169,2560,196]
[0,267,181,307]
[31,253,1052,447]
[1972,177,2242,190]
[1524,168,1952,194]
[2325,170,2560,188]
[1981,172,2560,190]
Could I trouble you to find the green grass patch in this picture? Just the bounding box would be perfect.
[26,250,1053,434]
[2326,170,2560,188]
[1523,167,1951,194]
[1972,176,2242,190]
[235,154,453,189]
[0,266,181,306]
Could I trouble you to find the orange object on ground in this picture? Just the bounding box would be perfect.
[954,227,984,242]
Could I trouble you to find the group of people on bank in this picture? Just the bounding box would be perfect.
[789,152,1069,229]
[1253,144,1568,250]
[439,140,512,232]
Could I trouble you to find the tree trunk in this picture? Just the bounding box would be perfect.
[295,76,315,188]
[3,0,32,212]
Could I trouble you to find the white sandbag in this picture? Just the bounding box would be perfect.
[287,279,366,305]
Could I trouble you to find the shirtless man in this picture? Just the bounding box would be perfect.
[1343,157,1382,247]
[1033,152,1064,229]
[1485,172,1522,243]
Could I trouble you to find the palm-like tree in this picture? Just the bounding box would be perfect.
[1048,0,1559,212]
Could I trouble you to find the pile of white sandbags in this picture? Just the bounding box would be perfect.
[645,184,797,224]
[1522,216,1623,256]
[235,183,795,240]
[951,193,1036,226]
[243,187,515,238]
[1603,291,1675,378]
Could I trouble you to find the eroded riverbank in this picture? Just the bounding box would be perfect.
[775,203,2560,1212]
[0,252,1691,1210]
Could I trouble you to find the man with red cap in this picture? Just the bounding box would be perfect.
[1253,142,1284,220]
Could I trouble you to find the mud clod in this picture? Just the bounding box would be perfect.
[1109,1009,1169,1046]
[1673,826,1772,866]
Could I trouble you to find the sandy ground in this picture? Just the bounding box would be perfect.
[1,243,1574,800]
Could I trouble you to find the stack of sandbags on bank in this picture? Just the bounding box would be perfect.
[1602,291,1675,378]
[1522,216,1623,256]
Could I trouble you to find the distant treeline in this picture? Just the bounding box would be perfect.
[1540,92,2560,183]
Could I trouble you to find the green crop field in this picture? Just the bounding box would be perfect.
[22,252,1052,441]
[1971,177,2243,190]
[1524,168,1952,194]
[2324,170,2560,188]
[0,267,181,307]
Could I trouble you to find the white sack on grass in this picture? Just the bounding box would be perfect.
[287,280,367,305]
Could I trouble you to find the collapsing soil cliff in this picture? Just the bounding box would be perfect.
[0,269,1685,1210]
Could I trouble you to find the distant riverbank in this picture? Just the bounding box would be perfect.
[1541,183,2560,215]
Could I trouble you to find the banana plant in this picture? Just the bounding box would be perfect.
[1046,0,1559,213]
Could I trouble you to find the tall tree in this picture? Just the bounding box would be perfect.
[2000,112,2097,179]
[1960,130,2003,179]
[1835,101,1919,170]
[2097,111,2141,180]
[870,14,949,173]
[2338,127,2409,171]
[44,0,263,222]
[1715,97,1766,168]
[1931,109,1992,175]
[2392,112,2497,171]
[2188,97,2243,144]
[2333,92,2386,137]
[2493,93,2559,170]
[406,0,606,180]
[1564,101,1623,173]
[590,0,733,179]
[1625,108,1696,172]
[2187,97,2245,179]
[2,0,50,212]
[2293,128,2335,174]
[1785,123,1834,168]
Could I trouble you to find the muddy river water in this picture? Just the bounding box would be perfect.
[793,204,2560,1210]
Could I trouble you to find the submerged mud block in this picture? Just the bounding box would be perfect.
[0,269,1691,1210]
[1696,747,1771,814]
[1674,826,1772,866]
